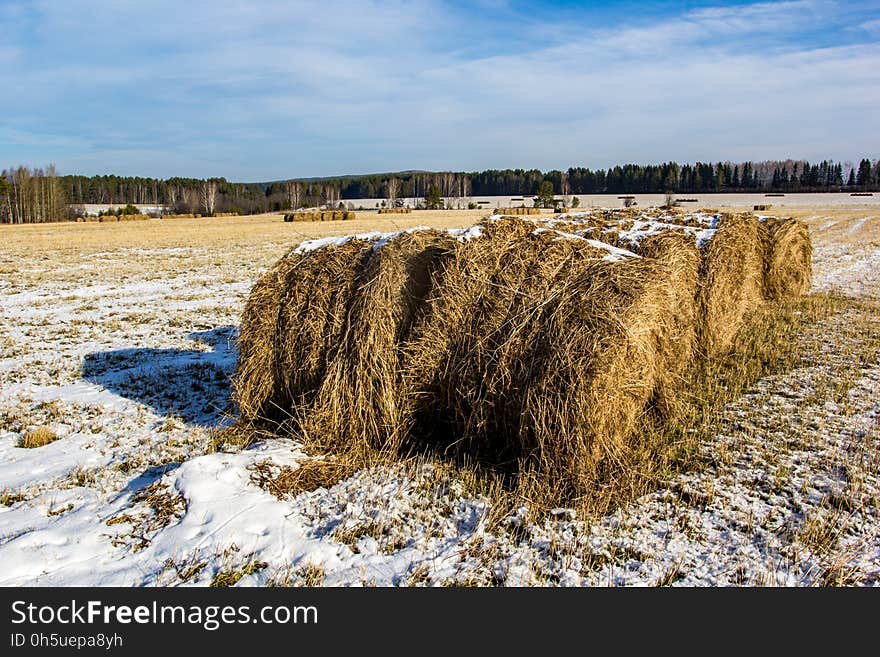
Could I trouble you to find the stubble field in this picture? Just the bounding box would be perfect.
[1,206,878,586]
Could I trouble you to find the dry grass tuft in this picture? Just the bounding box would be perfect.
[249,457,359,498]
[18,426,60,448]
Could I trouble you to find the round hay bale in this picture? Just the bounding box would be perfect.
[762,217,811,300]
[403,228,666,492]
[626,231,700,418]
[235,238,374,425]
[234,248,305,422]
[274,239,376,421]
[304,230,457,452]
[518,252,696,502]
[695,213,764,357]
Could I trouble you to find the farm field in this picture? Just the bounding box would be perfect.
[0,206,878,586]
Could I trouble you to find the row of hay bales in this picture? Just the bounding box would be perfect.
[284,211,357,222]
[76,214,152,223]
[377,207,412,214]
[164,213,203,219]
[499,206,542,215]
[234,211,811,505]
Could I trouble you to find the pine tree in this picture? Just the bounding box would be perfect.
[857,158,872,188]
[424,184,443,210]
[536,180,554,208]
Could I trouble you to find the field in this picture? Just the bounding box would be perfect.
[1,206,879,586]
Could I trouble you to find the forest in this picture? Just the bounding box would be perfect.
[2,158,878,223]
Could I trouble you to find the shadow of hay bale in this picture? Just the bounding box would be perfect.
[82,326,237,426]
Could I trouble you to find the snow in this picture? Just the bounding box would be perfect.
[1,211,878,586]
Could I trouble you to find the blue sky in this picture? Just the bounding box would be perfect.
[1,0,878,180]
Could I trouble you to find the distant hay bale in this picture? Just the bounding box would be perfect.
[762,217,812,300]
[344,211,356,221]
[501,207,541,215]
[377,207,412,214]
[98,215,119,223]
[304,230,457,452]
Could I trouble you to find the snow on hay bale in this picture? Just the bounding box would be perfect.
[761,217,812,300]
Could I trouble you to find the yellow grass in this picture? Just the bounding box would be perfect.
[0,210,518,257]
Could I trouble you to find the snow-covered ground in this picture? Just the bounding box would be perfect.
[1,213,878,586]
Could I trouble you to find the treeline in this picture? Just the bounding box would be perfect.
[1,165,68,224]
[3,157,879,224]
[60,157,880,208]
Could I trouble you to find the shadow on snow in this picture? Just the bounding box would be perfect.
[82,326,238,427]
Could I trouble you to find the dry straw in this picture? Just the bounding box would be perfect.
[235,238,374,425]
[304,229,457,453]
[761,217,812,300]
[694,213,764,356]
[283,211,356,222]
[233,209,810,508]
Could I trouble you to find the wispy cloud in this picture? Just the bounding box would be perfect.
[2,0,878,178]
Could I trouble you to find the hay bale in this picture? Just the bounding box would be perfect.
[235,238,375,425]
[695,213,764,356]
[501,206,542,215]
[275,239,376,417]
[98,215,119,223]
[626,231,700,417]
[234,250,305,422]
[762,217,812,300]
[519,253,696,500]
[396,225,696,503]
[304,230,457,452]
[235,217,705,506]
